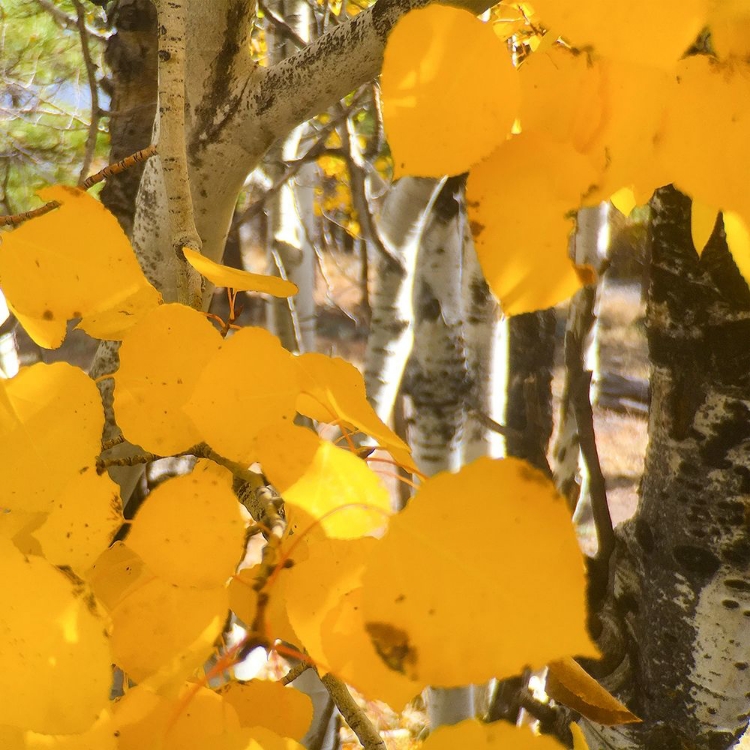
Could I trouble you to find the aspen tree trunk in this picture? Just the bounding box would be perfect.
[364,177,443,421]
[554,203,610,521]
[582,186,750,750]
[503,310,556,471]
[265,0,316,352]
[409,176,467,477]
[461,219,504,462]
[399,177,476,727]
[98,0,158,235]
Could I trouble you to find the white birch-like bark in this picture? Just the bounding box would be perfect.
[265,0,316,352]
[579,187,750,750]
[461,222,504,462]
[153,0,202,307]
[364,177,443,421]
[402,177,475,728]
[553,202,610,524]
[0,292,19,379]
[408,178,466,476]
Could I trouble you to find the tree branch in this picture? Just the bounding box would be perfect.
[72,0,100,186]
[154,0,202,307]
[34,0,108,41]
[320,672,386,750]
[236,0,495,154]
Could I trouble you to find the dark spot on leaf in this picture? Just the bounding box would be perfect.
[722,599,740,609]
[365,622,417,678]
[42,310,54,320]
[469,220,484,238]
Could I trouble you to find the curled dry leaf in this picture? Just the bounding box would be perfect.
[546,657,641,726]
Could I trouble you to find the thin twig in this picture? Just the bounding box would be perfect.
[97,452,160,473]
[82,145,157,190]
[231,98,365,230]
[566,334,615,562]
[101,434,126,452]
[1,146,158,227]
[341,111,399,268]
[153,0,202,307]
[280,661,311,685]
[73,0,101,187]
[34,0,108,41]
[320,673,386,750]
[0,201,60,227]
[466,401,526,444]
[258,0,307,49]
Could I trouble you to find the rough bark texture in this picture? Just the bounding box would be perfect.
[99,0,157,235]
[503,309,556,472]
[583,186,750,750]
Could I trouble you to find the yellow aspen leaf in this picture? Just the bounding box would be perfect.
[127,460,246,589]
[114,303,223,455]
[609,188,638,218]
[279,438,391,539]
[284,537,376,670]
[658,57,750,215]
[0,539,112,735]
[381,5,519,177]
[110,574,228,682]
[546,657,640,726]
[420,719,565,749]
[5,298,67,350]
[529,0,708,69]
[77,283,163,341]
[219,680,313,741]
[161,687,241,750]
[691,201,720,255]
[32,469,123,575]
[723,210,750,285]
[709,2,750,60]
[466,134,598,315]
[0,187,161,348]
[362,457,597,688]
[184,327,300,464]
[570,723,590,750]
[182,247,298,298]
[0,726,23,749]
[238,726,306,750]
[114,683,242,750]
[255,423,321,495]
[0,362,103,512]
[490,3,528,42]
[320,588,423,710]
[229,567,260,628]
[296,352,417,473]
[581,59,671,205]
[86,541,150,612]
[519,45,604,152]
[22,712,118,750]
[110,684,170,750]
